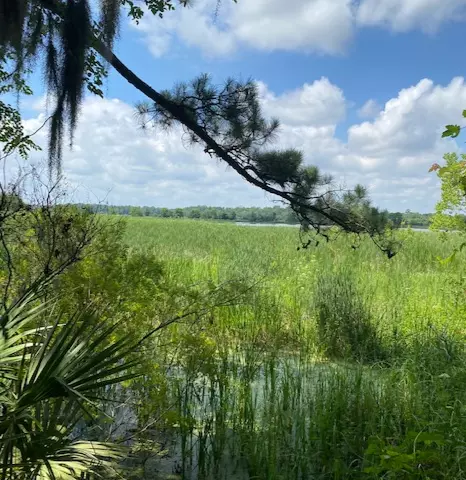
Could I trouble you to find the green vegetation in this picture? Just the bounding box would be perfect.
[1,198,466,479]
[101,217,465,479]
[83,203,434,227]
[85,204,299,223]
[0,285,137,479]
[2,5,466,479]
[431,153,466,232]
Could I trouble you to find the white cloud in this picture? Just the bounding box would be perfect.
[358,99,381,119]
[257,78,346,126]
[356,0,466,32]
[131,0,353,57]
[132,0,236,57]
[21,98,275,207]
[19,76,466,212]
[258,76,466,211]
[131,0,466,58]
[230,0,354,54]
[347,77,466,166]
[333,77,466,208]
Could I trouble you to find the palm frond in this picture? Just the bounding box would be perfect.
[36,441,124,480]
[0,283,140,480]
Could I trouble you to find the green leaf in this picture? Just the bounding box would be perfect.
[414,432,445,446]
[0,286,139,477]
[442,124,461,138]
[437,241,466,265]
[437,251,456,265]
[462,109,466,118]
[459,179,466,195]
[363,466,380,474]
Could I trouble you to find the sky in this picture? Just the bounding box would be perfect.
[18,0,466,212]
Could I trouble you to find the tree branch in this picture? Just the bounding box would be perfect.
[37,0,398,256]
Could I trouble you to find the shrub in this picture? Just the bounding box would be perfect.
[0,285,138,479]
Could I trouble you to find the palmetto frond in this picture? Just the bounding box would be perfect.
[35,441,125,479]
[0,282,140,479]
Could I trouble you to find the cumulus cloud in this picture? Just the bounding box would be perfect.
[257,76,465,210]
[358,99,381,119]
[21,98,275,207]
[132,0,354,57]
[356,0,466,32]
[257,78,346,126]
[18,76,466,212]
[131,0,466,58]
[334,77,466,208]
[347,78,466,166]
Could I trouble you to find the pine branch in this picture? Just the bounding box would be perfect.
[38,0,398,256]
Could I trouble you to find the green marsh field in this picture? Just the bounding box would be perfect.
[112,217,466,479]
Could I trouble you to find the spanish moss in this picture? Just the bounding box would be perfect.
[1,0,125,173]
[48,0,91,167]
[100,0,120,51]
[0,0,26,51]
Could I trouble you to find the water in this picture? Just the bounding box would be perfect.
[235,222,433,232]
[127,356,387,479]
[235,222,299,228]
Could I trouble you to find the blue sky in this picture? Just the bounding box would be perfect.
[21,0,466,212]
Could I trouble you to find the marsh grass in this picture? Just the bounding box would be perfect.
[120,218,466,479]
[313,268,387,363]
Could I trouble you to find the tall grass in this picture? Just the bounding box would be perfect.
[313,268,386,363]
[121,218,466,479]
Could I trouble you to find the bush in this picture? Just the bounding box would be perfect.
[0,285,137,479]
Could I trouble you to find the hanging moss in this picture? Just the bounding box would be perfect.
[0,0,122,171]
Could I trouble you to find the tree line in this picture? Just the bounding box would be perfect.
[82,203,434,228]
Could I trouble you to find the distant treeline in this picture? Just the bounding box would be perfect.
[80,204,434,228]
[84,204,299,223]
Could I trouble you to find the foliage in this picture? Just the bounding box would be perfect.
[0,201,249,479]
[0,102,40,160]
[440,109,466,140]
[138,75,280,158]
[0,179,106,309]
[436,113,466,218]
[430,153,466,231]
[88,203,299,223]
[430,152,466,263]
[81,202,436,228]
[0,176,171,479]
[0,49,40,159]
[0,284,140,480]
[364,432,446,479]
[115,217,466,479]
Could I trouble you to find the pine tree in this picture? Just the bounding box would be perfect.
[0,0,397,255]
